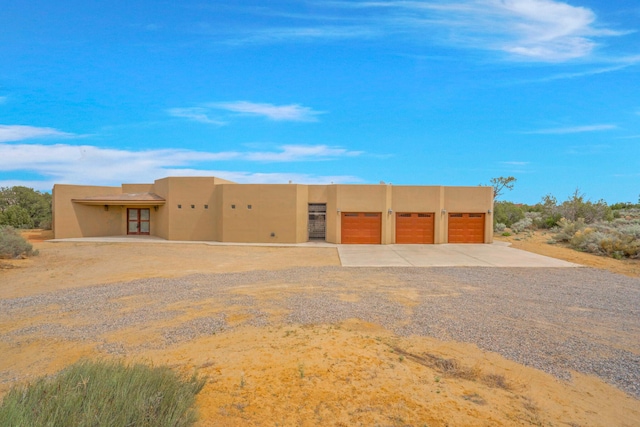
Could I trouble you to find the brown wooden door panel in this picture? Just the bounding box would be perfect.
[341,212,381,244]
[448,213,484,243]
[396,213,434,244]
[127,208,150,235]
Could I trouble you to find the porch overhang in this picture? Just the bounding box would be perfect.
[72,192,166,206]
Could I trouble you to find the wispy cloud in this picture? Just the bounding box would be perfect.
[0,142,363,191]
[166,108,226,125]
[523,124,617,134]
[209,101,325,121]
[219,0,633,62]
[566,144,610,155]
[532,64,632,82]
[0,125,79,142]
[169,101,324,124]
[244,144,362,161]
[500,161,530,166]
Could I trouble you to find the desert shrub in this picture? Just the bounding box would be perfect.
[559,189,612,223]
[494,222,506,232]
[530,194,562,228]
[0,359,206,427]
[569,227,639,258]
[493,201,524,227]
[0,226,35,258]
[553,218,586,242]
[510,217,533,234]
[553,217,640,259]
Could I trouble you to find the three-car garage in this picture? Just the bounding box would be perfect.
[340,211,486,244]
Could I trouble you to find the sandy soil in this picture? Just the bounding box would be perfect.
[1,230,638,426]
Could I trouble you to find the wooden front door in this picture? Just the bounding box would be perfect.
[127,208,150,235]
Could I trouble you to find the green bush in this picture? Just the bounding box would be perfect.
[0,226,35,258]
[0,359,206,427]
[0,186,52,229]
[493,201,524,227]
[0,205,34,229]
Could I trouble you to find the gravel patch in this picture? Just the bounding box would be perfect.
[1,266,639,398]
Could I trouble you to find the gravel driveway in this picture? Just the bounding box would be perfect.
[1,266,639,398]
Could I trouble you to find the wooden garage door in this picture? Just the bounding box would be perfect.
[396,213,434,244]
[448,213,485,243]
[341,212,381,244]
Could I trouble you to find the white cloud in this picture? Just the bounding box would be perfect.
[208,101,325,121]
[0,125,77,142]
[524,124,617,134]
[244,144,362,161]
[169,101,325,124]
[250,0,631,62]
[500,161,530,166]
[166,108,226,125]
[0,142,363,191]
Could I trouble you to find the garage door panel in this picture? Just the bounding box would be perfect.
[448,213,485,243]
[341,212,381,244]
[396,212,434,244]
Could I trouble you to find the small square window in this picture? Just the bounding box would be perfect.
[191,204,195,209]
[177,204,182,209]
[204,205,208,209]
[247,204,252,209]
[231,204,236,209]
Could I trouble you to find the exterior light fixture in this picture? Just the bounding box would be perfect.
[441,209,447,214]
[337,209,341,214]
[487,209,492,214]
[388,209,393,214]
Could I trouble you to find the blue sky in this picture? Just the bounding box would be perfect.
[1,0,639,203]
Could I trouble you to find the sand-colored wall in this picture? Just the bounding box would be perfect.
[53,184,125,238]
[155,177,218,241]
[220,184,305,243]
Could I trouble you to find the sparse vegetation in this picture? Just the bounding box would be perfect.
[0,359,205,427]
[495,185,640,260]
[0,226,37,259]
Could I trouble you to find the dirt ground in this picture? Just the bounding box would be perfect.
[1,230,639,426]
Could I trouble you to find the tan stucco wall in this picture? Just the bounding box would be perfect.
[155,177,218,241]
[53,178,493,244]
[219,184,305,243]
[53,184,125,238]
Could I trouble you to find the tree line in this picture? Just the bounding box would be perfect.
[0,186,52,229]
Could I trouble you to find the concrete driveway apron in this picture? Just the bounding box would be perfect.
[337,243,580,267]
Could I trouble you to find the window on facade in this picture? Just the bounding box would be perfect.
[177,204,182,209]
[247,205,252,209]
[204,205,208,209]
[191,204,195,209]
[231,204,235,209]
